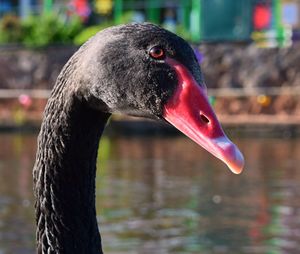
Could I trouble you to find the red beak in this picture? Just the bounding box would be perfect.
[163,58,244,174]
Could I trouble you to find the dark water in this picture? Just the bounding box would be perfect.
[1,132,300,254]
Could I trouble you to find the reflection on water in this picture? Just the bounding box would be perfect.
[0,132,300,254]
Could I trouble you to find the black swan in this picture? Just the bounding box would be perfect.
[33,23,244,253]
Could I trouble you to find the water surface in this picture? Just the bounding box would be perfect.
[0,132,300,254]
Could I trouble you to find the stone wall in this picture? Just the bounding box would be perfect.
[0,46,77,89]
[1,43,300,90]
[199,43,300,89]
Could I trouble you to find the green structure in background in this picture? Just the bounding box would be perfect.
[181,0,190,32]
[112,0,202,40]
[190,0,201,42]
[43,0,53,14]
[109,0,290,45]
[113,0,163,24]
[112,0,253,43]
[147,0,160,23]
[114,0,123,24]
[200,0,252,42]
[274,0,285,47]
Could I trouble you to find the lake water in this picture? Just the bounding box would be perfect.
[0,132,300,254]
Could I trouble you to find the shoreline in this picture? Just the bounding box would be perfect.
[1,114,300,138]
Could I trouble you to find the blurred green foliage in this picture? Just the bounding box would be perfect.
[0,14,23,43]
[22,13,83,47]
[174,25,192,42]
[73,11,134,45]
[0,13,83,48]
[0,11,192,47]
[73,23,113,45]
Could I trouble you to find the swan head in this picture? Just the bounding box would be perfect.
[76,23,244,174]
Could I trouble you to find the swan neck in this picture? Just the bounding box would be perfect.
[34,87,110,253]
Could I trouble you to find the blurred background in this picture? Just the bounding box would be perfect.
[1,0,300,254]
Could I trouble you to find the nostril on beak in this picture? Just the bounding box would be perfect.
[200,113,210,124]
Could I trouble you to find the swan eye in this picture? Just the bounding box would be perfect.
[149,46,165,60]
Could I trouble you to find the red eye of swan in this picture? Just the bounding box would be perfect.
[149,46,165,60]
